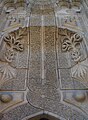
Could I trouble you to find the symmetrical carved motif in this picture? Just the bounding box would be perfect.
[0,62,16,80]
[0,27,26,83]
[0,0,87,119]
[71,59,88,79]
[60,29,88,80]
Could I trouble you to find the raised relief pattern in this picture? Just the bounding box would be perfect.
[60,29,88,80]
[0,27,26,84]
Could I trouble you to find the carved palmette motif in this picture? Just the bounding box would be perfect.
[0,62,16,80]
[59,28,88,80]
[0,27,27,82]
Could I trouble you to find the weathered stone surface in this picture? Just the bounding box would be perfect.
[0,92,24,113]
[0,0,88,120]
[63,90,88,116]
[1,103,88,120]
[1,103,42,120]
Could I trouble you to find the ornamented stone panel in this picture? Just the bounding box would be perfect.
[0,27,29,90]
[0,26,88,119]
[27,26,60,109]
[57,28,88,89]
[0,0,88,118]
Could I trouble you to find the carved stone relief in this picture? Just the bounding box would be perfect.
[0,27,28,89]
[0,92,24,113]
[0,27,88,119]
[63,90,88,115]
[58,15,82,32]
[57,0,81,10]
[58,28,88,88]
[4,14,27,32]
[0,0,88,120]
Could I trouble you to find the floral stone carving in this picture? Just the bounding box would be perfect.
[61,33,82,62]
[60,29,88,80]
[3,27,26,52]
[0,27,26,84]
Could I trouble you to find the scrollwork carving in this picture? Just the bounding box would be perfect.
[4,48,15,63]
[62,33,82,62]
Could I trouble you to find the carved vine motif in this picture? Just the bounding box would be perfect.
[0,27,27,82]
[59,28,88,79]
[3,27,27,52]
[61,33,82,62]
[4,48,15,63]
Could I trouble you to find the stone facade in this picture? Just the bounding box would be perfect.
[0,0,88,120]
